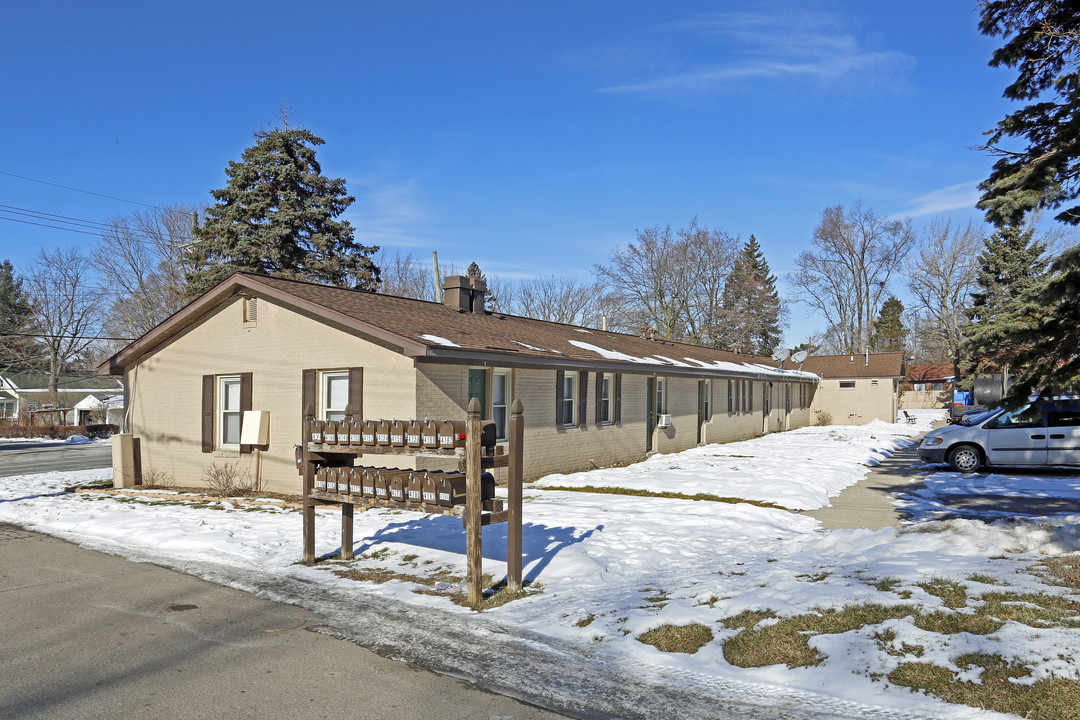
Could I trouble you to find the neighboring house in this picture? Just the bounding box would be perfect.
[802,352,905,425]
[99,273,819,493]
[900,363,954,410]
[0,373,124,425]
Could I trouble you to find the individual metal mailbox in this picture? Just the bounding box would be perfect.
[435,471,496,507]
[371,469,390,500]
[309,419,324,444]
[436,472,465,506]
[389,420,406,447]
[323,467,338,493]
[421,472,439,505]
[336,420,351,447]
[361,420,376,446]
[323,421,338,445]
[386,471,407,502]
[348,467,363,495]
[405,421,422,448]
[361,468,377,498]
[437,420,467,448]
[337,467,352,495]
[347,418,362,445]
[374,420,390,446]
[315,466,328,491]
[420,420,439,448]
[406,472,424,503]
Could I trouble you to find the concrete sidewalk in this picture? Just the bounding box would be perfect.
[803,430,937,531]
[0,524,565,720]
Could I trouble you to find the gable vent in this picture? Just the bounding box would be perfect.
[243,297,258,325]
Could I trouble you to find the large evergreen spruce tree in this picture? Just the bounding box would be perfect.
[973,1,1080,404]
[870,296,906,353]
[0,259,38,372]
[967,220,1048,325]
[720,235,783,355]
[187,121,379,296]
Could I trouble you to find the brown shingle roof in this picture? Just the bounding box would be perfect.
[100,273,818,383]
[906,363,954,382]
[800,352,904,379]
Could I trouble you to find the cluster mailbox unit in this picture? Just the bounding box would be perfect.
[300,397,524,606]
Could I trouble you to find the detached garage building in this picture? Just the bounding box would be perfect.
[99,274,819,492]
[802,352,905,425]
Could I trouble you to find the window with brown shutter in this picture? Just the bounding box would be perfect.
[614,373,622,424]
[346,367,363,419]
[578,372,588,428]
[201,375,214,453]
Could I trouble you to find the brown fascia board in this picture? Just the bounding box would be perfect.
[419,346,819,382]
[97,274,430,375]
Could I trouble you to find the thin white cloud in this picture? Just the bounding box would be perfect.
[890,181,982,219]
[598,10,915,96]
[344,177,433,249]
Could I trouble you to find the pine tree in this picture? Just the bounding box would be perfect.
[0,259,39,372]
[719,235,784,355]
[967,219,1048,325]
[187,120,379,296]
[870,296,906,353]
[972,1,1080,404]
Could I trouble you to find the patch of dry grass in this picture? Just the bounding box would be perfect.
[637,623,713,654]
[890,654,1080,720]
[1033,555,1080,589]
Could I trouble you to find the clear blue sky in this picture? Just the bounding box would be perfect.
[1,1,1012,345]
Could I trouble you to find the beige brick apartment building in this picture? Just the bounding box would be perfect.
[99,273,833,493]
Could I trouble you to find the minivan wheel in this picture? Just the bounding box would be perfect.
[947,444,983,473]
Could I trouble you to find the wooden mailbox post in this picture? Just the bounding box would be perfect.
[301,393,524,606]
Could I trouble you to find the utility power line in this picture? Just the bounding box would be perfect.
[0,203,191,247]
[0,169,161,208]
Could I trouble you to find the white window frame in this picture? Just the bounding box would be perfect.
[839,380,856,390]
[320,370,349,422]
[655,377,667,415]
[218,375,242,450]
[560,371,578,427]
[492,369,510,440]
[599,373,614,425]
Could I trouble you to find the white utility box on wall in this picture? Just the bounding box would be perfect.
[240,410,270,446]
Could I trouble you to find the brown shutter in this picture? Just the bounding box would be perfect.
[614,373,622,424]
[201,375,214,453]
[555,369,564,428]
[239,372,253,454]
[578,372,588,428]
[595,373,603,427]
[302,368,316,442]
[346,367,364,419]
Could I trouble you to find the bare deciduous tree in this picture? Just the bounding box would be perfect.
[904,219,984,375]
[789,204,915,354]
[93,206,192,344]
[516,275,608,327]
[375,250,433,300]
[593,220,737,343]
[25,247,103,393]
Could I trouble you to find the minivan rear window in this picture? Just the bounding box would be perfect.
[1048,404,1080,427]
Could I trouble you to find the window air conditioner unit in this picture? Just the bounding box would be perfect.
[657,413,672,428]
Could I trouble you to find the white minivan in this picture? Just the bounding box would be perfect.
[918,398,1080,473]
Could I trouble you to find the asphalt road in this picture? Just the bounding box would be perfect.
[0,440,112,477]
[0,523,567,720]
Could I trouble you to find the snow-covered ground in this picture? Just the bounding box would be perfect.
[2,409,1078,720]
